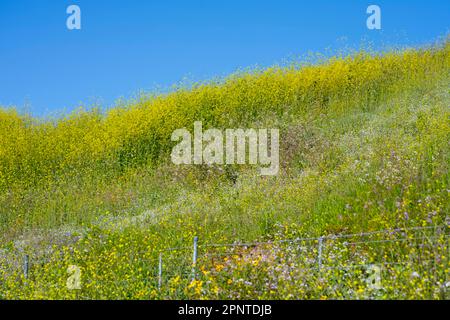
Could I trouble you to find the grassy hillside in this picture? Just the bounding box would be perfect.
[0,41,449,299]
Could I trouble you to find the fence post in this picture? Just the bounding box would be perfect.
[317,236,324,272]
[23,254,29,279]
[158,252,163,290]
[192,236,198,281]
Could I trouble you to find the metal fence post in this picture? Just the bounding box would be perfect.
[23,254,29,279]
[317,236,324,272]
[192,236,198,281]
[158,252,163,290]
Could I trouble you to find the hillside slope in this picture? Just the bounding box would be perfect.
[0,41,449,299]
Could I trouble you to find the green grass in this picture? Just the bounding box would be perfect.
[0,40,449,299]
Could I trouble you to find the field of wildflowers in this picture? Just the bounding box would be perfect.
[0,40,449,299]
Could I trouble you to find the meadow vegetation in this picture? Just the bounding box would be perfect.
[0,40,449,299]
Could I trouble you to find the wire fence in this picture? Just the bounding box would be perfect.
[157,225,449,298]
[1,224,449,299]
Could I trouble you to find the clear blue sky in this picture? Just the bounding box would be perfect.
[1,0,449,116]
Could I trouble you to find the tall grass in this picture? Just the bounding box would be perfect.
[0,41,449,299]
